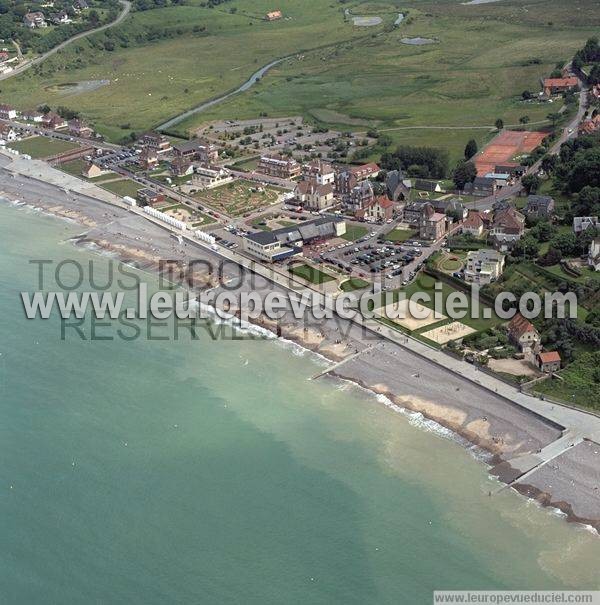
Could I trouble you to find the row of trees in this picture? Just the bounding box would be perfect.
[379,145,449,179]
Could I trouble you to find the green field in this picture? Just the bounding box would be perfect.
[383,227,416,242]
[99,178,142,198]
[340,225,368,241]
[8,136,79,159]
[340,277,370,292]
[0,0,597,163]
[289,263,336,284]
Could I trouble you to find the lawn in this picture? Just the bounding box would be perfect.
[0,0,595,165]
[99,178,142,198]
[58,158,118,182]
[383,228,416,242]
[8,136,80,159]
[340,277,370,292]
[340,225,368,241]
[533,351,600,411]
[289,263,336,284]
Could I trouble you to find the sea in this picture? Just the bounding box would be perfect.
[1,201,600,604]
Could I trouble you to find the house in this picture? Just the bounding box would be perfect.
[172,139,218,164]
[524,195,555,219]
[68,119,93,138]
[0,52,9,62]
[403,200,428,225]
[349,162,380,181]
[573,216,599,234]
[265,10,282,21]
[507,314,540,354]
[257,154,301,179]
[243,217,346,262]
[137,188,165,207]
[49,10,69,24]
[356,196,394,223]
[139,147,159,171]
[72,0,88,10]
[386,169,410,201]
[170,157,194,178]
[23,12,47,28]
[419,204,446,241]
[542,77,578,97]
[589,239,600,271]
[484,172,511,189]
[0,124,18,142]
[191,165,233,190]
[414,179,442,193]
[81,162,108,179]
[0,104,17,120]
[537,351,561,373]
[464,249,505,285]
[490,206,525,247]
[295,180,334,211]
[579,114,600,135]
[22,109,43,122]
[138,131,172,154]
[302,159,335,186]
[462,210,485,238]
[433,198,467,220]
[348,179,374,212]
[41,112,67,130]
[495,164,526,177]
[465,176,496,197]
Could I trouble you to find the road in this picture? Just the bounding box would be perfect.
[0,0,131,82]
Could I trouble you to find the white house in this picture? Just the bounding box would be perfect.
[464,249,505,285]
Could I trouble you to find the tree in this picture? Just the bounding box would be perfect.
[464,139,478,160]
[541,154,557,174]
[522,174,541,194]
[531,220,556,242]
[453,161,477,190]
[495,118,504,131]
[521,90,533,100]
[547,112,561,128]
[519,115,530,125]
[549,231,577,256]
[513,235,540,259]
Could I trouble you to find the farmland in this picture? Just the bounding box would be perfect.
[0,0,597,163]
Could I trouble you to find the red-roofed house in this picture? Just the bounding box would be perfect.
[543,77,578,97]
[350,162,380,181]
[0,104,17,120]
[537,351,561,373]
[507,314,540,353]
[356,195,394,222]
[462,210,485,238]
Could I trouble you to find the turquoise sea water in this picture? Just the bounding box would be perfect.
[1,202,600,604]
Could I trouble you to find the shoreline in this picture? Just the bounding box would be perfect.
[1,175,599,534]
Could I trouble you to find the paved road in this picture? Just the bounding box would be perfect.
[0,0,131,82]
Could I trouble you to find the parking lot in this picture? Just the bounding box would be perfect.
[319,237,425,285]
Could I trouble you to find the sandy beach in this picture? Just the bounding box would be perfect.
[1,158,599,533]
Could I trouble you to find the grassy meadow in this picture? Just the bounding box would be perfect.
[0,0,598,163]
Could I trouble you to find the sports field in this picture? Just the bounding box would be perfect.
[474,130,547,176]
